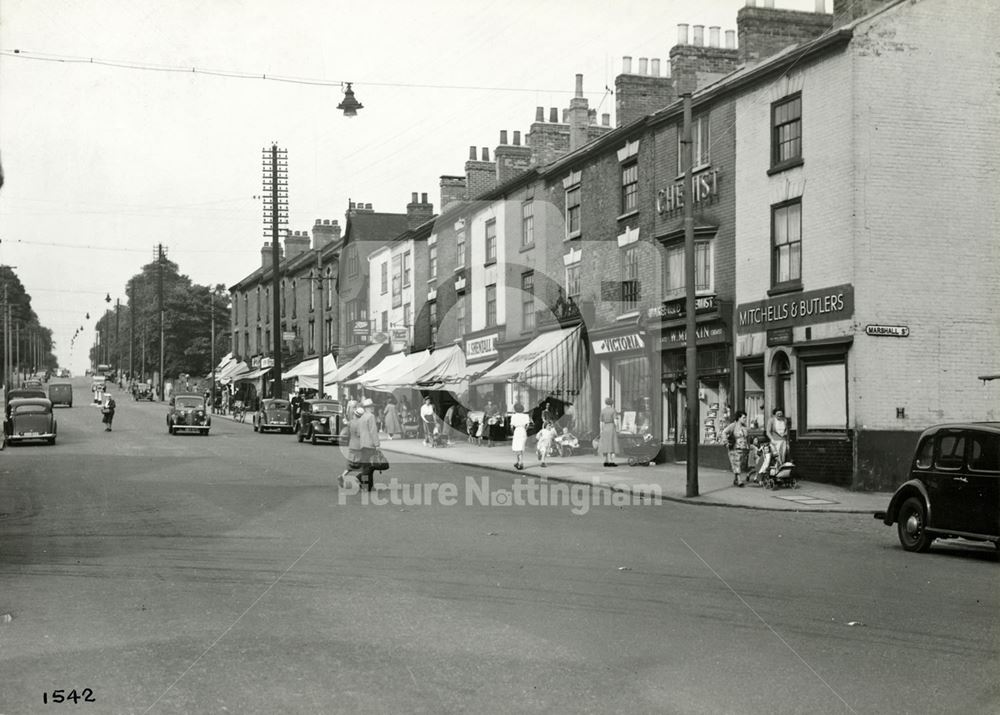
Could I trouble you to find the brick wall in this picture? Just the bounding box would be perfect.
[615,74,674,128]
[737,6,832,64]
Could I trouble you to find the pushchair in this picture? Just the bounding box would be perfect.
[618,431,661,466]
[752,440,796,490]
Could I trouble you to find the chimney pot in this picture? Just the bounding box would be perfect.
[535,106,544,121]
[468,146,476,160]
[481,147,489,161]
[814,0,825,11]
[421,192,428,203]
[588,109,596,124]
[693,25,704,46]
[562,109,569,123]
[575,73,583,97]
[638,57,648,75]
[725,30,736,49]
[746,0,757,6]
[602,113,610,126]
[650,58,661,76]
[500,130,508,145]
[549,107,559,123]
[763,0,774,7]
[411,192,418,203]
[677,23,689,45]
[709,26,720,47]
[622,55,632,74]
[513,130,521,145]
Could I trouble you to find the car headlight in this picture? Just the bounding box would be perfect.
[320,417,328,425]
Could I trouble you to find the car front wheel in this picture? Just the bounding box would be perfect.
[897,496,934,553]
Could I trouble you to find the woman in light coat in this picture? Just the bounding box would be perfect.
[382,397,402,439]
[598,397,619,467]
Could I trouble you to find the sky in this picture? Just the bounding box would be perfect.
[0,0,822,374]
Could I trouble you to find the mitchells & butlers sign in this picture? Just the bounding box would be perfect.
[736,284,854,334]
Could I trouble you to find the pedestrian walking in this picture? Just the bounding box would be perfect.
[535,420,557,467]
[356,397,381,490]
[102,393,117,432]
[598,397,620,467]
[721,410,751,487]
[339,404,366,488]
[509,402,530,470]
[382,396,401,439]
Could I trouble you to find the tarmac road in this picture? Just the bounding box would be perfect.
[1,380,997,714]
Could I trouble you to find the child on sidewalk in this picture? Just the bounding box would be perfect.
[535,421,557,467]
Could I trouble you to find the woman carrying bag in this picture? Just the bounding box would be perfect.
[355,398,382,491]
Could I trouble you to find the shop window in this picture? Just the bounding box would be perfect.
[771,93,802,170]
[802,359,847,432]
[614,357,649,423]
[621,162,638,215]
[772,200,802,288]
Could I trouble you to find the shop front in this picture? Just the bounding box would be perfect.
[464,328,503,410]
[650,296,733,469]
[736,284,855,486]
[590,326,650,441]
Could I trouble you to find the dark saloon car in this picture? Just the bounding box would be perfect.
[5,387,47,412]
[133,383,154,401]
[876,422,999,552]
[296,399,343,445]
[4,397,57,445]
[48,382,74,407]
[166,393,211,435]
[253,398,293,434]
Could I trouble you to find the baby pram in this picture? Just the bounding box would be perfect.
[753,441,796,490]
[618,431,661,466]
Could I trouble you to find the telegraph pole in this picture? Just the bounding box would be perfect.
[315,250,324,398]
[262,144,288,399]
[157,244,165,401]
[128,281,135,383]
[682,92,700,498]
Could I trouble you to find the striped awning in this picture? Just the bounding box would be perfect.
[235,366,271,382]
[472,325,587,397]
[343,351,408,388]
[327,343,384,383]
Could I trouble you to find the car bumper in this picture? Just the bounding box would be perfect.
[8,431,56,442]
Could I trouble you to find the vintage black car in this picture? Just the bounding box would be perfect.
[253,398,293,434]
[876,422,999,552]
[296,399,343,445]
[5,387,47,410]
[4,397,57,445]
[166,393,211,435]
[133,383,154,401]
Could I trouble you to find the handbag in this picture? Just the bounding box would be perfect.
[371,448,390,471]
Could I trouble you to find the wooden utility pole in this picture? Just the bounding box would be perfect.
[158,244,165,401]
[315,250,324,398]
[682,92,700,498]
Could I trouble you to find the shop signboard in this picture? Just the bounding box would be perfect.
[656,169,720,216]
[466,333,499,362]
[647,294,716,321]
[659,322,728,349]
[766,326,793,346]
[261,357,274,369]
[591,332,645,355]
[736,284,854,334]
[352,320,370,336]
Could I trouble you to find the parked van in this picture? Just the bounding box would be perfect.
[48,383,74,408]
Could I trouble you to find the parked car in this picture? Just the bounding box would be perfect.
[166,393,211,435]
[875,422,999,552]
[4,387,47,412]
[133,383,154,401]
[253,398,293,434]
[4,397,57,445]
[22,378,44,389]
[296,399,343,445]
[48,382,74,407]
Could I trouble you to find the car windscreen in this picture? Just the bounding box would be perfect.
[311,404,340,415]
[175,398,203,409]
[14,404,49,415]
[266,401,290,410]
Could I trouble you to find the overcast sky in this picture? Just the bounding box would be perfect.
[0,0,821,373]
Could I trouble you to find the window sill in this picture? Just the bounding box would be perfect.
[616,210,639,222]
[767,281,802,297]
[616,311,640,322]
[484,260,497,268]
[767,158,803,176]
[565,231,581,242]
[519,243,535,253]
[673,163,712,181]
[454,264,466,274]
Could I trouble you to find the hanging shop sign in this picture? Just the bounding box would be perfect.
[766,326,793,347]
[656,169,719,216]
[352,320,370,336]
[591,332,645,355]
[466,333,499,362]
[865,324,909,338]
[390,328,409,343]
[260,357,274,369]
[736,284,854,335]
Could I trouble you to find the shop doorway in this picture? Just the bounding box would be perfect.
[770,350,793,424]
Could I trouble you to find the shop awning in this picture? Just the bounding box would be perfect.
[472,325,587,397]
[284,353,337,379]
[218,360,250,385]
[215,352,235,371]
[359,350,434,392]
[327,343,384,383]
[235,366,271,382]
[411,344,491,389]
[343,351,409,389]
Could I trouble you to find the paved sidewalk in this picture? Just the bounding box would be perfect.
[376,435,891,514]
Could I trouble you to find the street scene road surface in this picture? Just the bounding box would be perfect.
[1,381,997,714]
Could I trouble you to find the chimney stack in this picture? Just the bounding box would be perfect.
[262,241,282,269]
[284,230,310,260]
[737,1,833,64]
[439,175,466,212]
[671,21,740,94]
[465,146,496,198]
[615,54,674,127]
[312,219,341,250]
[568,73,590,151]
[406,191,434,229]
